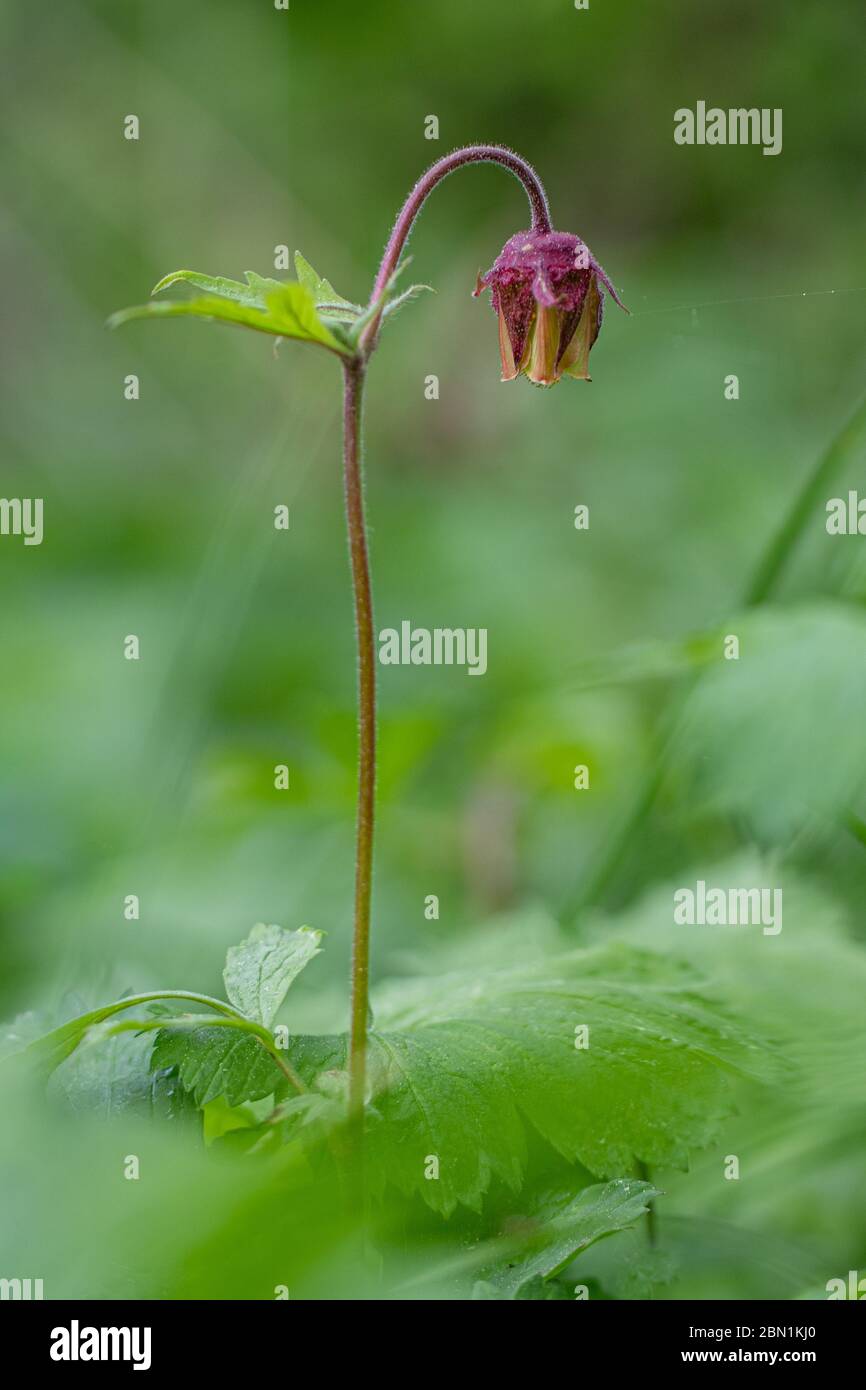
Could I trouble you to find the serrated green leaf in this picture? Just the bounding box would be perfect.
[397,1176,659,1298]
[242,270,287,301]
[151,269,267,309]
[286,944,777,1215]
[109,279,349,354]
[223,924,322,1028]
[63,1012,294,1113]
[293,250,361,320]
[151,1027,289,1108]
[476,1179,660,1298]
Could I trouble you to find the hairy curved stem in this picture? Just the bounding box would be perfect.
[344,146,551,1142]
[361,144,552,353]
[342,358,376,1132]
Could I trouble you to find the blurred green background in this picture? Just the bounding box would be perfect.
[0,0,864,1300]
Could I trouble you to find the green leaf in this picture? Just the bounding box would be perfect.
[287,943,776,1215]
[223,924,322,1028]
[670,602,866,841]
[243,1091,342,1156]
[109,277,349,354]
[344,258,427,346]
[150,269,272,309]
[242,270,288,302]
[381,282,434,319]
[151,1027,289,1108]
[476,1179,660,1298]
[263,285,349,351]
[5,927,320,1115]
[3,990,242,1075]
[82,1008,308,1112]
[57,1012,294,1112]
[293,251,361,320]
[48,1028,196,1122]
[201,1094,271,1145]
[398,1177,659,1298]
[596,854,866,1254]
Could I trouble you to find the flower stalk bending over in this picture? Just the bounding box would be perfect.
[110,143,627,1147]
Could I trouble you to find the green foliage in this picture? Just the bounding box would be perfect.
[595,857,866,1281]
[670,603,866,842]
[379,279,435,320]
[152,1027,287,1108]
[4,0,865,1306]
[107,255,431,356]
[473,1178,660,1298]
[293,251,362,320]
[151,269,285,309]
[108,272,349,354]
[4,926,775,1222]
[4,992,230,1075]
[317,943,773,1215]
[223,922,322,1029]
[48,1030,196,1122]
[3,927,321,1108]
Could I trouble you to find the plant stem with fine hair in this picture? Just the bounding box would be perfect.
[344,146,553,1148]
[362,144,551,352]
[342,358,376,1130]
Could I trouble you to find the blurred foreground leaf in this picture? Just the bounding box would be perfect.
[474,1178,660,1299]
[595,857,866,1263]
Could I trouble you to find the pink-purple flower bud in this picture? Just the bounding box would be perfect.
[473,230,627,386]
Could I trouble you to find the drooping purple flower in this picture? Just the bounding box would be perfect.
[473,230,627,386]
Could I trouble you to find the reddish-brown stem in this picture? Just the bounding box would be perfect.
[361,144,552,353]
[342,358,375,1132]
[344,146,552,1148]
